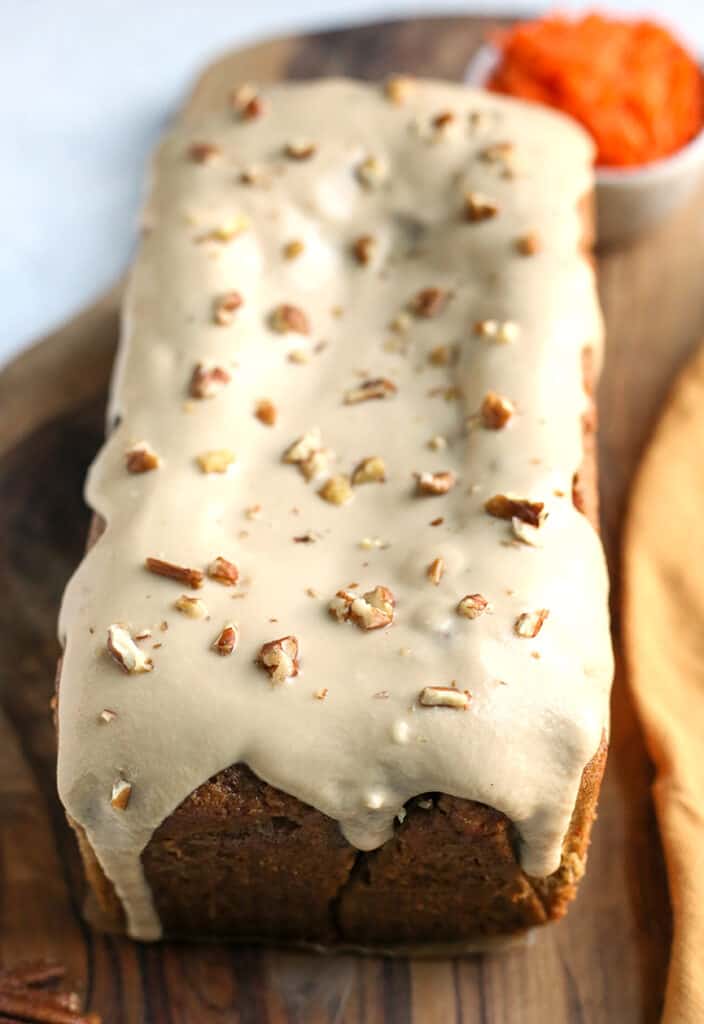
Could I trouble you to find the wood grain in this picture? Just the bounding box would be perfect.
[2,14,703,1022]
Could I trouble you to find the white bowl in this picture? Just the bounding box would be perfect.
[466,44,704,247]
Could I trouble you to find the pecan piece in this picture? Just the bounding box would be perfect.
[111,778,133,811]
[231,84,264,120]
[515,609,550,638]
[419,685,470,709]
[384,74,416,104]
[480,391,515,429]
[485,494,545,527]
[269,303,311,335]
[283,239,305,260]
[125,441,160,473]
[427,557,445,585]
[457,594,491,619]
[107,624,153,674]
[145,557,204,589]
[213,623,239,655]
[352,456,386,485]
[356,155,388,188]
[213,290,243,325]
[329,585,396,630]
[409,287,448,318]
[189,362,231,398]
[415,470,457,496]
[284,140,317,160]
[474,319,520,344]
[319,474,353,506]
[207,556,239,586]
[254,398,277,426]
[515,231,541,256]
[174,595,208,619]
[197,216,249,243]
[479,141,514,163]
[352,234,377,265]
[464,191,499,222]
[283,427,322,464]
[187,141,221,164]
[344,377,397,404]
[197,449,236,474]
[259,635,300,683]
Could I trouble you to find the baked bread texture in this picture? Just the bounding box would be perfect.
[57,78,613,947]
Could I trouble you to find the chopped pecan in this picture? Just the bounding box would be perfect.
[515,231,541,256]
[343,377,397,404]
[480,391,515,429]
[356,155,388,188]
[254,398,277,426]
[329,585,395,630]
[283,427,321,463]
[197,216,249,243]
[259,635,299,683]
[125,441,160,473]
[189,362,231,398]
[197,449,236,474]
[515,609,550,638]
[319,474,353,505]
[284,140,317,160]
[352,234,377,265]
[479,141,514,163]
[145,557,204,589]
[464,191,499,222]
[409,287,448,318]
[428,344,455,366]
[419,685,470,709]
[188,141,221,164]
[111,778,133,811]
[432,110,456,132]
[213,623,239,655]
[213,290,243,325]
[415,470,457,496]
[384,74,416,104]
[107,624,154,674]
[269,303,311,335]
[512,517,543,546]
[474,319,520,344]
[231,84,264,120]
[457,594,490,619]
[485,494,545,527]
[301,448,332,481]
[207,556,239,586]
[427,557,445,585]
[283,239,305,260]
[352,456,386,485]
[174,594,208,619]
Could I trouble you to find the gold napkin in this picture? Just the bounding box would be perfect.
[624,343,704,1024]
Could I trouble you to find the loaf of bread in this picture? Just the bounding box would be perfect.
[56,78,614,948]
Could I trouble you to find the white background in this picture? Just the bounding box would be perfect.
[2,0,701,366]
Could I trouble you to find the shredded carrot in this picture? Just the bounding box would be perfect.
[488,13,704,167]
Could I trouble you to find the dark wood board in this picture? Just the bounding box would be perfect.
[3,14,704,1022]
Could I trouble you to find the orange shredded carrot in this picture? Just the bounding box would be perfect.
[488,13,704,167]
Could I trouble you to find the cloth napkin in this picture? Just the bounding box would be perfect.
[623,343,704,1024]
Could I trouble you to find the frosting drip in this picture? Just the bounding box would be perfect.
[57,79,613,940]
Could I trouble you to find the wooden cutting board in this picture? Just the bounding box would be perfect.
[1,15,703,1023]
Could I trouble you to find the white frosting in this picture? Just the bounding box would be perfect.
[57,79,614,941]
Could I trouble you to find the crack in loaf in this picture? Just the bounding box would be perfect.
[56,78,613,946]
